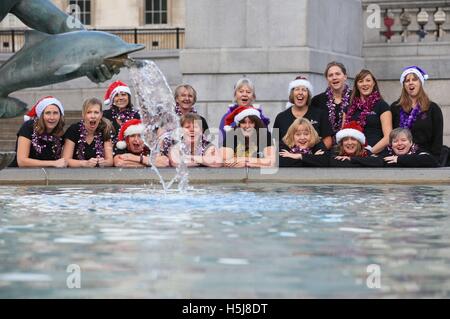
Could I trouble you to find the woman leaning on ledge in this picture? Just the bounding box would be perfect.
[62,98,114,168]
[390,66,444,162]
[10,96,67,168]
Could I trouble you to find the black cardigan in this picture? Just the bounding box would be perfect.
[391,101,443,158]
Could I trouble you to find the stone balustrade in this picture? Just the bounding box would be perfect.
[363,0,450,43]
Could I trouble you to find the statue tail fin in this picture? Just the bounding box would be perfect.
[0,96,28,119]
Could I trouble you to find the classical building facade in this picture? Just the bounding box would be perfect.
[0,0,449,148]
[0,0,186,29]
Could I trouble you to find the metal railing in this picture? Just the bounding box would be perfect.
[0,28,185,53]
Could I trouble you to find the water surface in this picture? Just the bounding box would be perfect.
[1,184,449,298]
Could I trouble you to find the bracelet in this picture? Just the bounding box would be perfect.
[140,153,144,164]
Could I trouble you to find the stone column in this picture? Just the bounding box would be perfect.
[180,0,364,128]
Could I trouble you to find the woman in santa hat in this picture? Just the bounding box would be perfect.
[102,80,140,142]
[218,78,271,143]
[390,66,446,164]
[113,119,169,168]
[383,128,439,167]
[279,118,329,167]
[62,98,114,167]
[10,96,67,167]
[168,113,222,167]
[220,106,275,168]
[273,76,333,150]
[329,121,384,167]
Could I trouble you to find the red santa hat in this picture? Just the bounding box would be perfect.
[103,80,131,107]
[336,121,366,146]
[223,106,261,132]
[24,96,64,121]
[116,119,145,150]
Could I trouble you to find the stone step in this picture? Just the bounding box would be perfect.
[0,140,16,152]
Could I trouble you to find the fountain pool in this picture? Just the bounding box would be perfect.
[1,183,450,298]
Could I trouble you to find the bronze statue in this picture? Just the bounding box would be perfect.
[0,0,144,118]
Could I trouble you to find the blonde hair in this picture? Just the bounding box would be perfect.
[174,84,197,104]
[398,73,430,112]
[233,78,256,102]
[282,118,320,148]
[82,98,114,141]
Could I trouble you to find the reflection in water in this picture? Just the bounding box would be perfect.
[0,184,449,298]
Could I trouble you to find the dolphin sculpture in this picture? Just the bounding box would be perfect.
[0,30,145,118]
[0,152,15,170]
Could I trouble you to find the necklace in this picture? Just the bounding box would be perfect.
[76,121,105,160]
[399,104,422,129]
[346,91,381,128]
[326,85,351,133]
[31,120,62,158]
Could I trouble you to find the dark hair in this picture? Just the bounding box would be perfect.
[350,69,382,102]
[289,83,312,107]
[324,61,347,77]
[398,73,430,113]
[337,137,365,157]
[237,115,265,131]
[34,107,65,137]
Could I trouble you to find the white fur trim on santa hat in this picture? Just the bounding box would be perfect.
[400,68,429,85]
[104,86,131,106]
[36,98,64,118]
[123,123,145,138]
[289,79,314,97]
[336,128,366,145]
[234,108,261,125]
[116,141,127,150]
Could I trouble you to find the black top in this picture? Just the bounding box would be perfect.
[9,120,63,167]
[385,147,439,168]
[223,129,273,158]
[329,155,384,167]
[273,106,333,145]
[347,99,390,148]
[197,115,209,133]
[278,140,329,167]
[311,91,351,135]
[391,102,443,158]
[64,122,109,160]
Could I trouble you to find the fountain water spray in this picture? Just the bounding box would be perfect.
[128,60,189,191]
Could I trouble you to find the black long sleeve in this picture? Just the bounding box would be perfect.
[386,152,439,168]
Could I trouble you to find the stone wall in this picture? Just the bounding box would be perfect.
[181,0,364,130]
